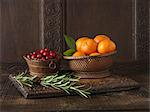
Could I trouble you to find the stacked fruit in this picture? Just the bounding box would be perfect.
[64,34,116,57]
[25,48,58,61]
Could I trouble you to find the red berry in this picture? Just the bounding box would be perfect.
[43,52,48,56]
[41,57,46,61]
[40,49,45,54]
[44,48,49,52]
[37,54,42,59]
[45,56,50,60]
[49,55,53,59]
[31,54,36,59]
[33,52,36,55]
[49,51,56,58]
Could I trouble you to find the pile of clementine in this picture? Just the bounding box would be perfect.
[73,35,116,57]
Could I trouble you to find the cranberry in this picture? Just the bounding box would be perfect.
[31,54,36,59]
[37,54,42,59]
[40,49,45,54]
[32,52,36,55]
[41,57,46,61]
[49,55,53,59]
[44,48,49,52]
[45,56,50,60]
[43,52,48,56]
[49,51,56,58]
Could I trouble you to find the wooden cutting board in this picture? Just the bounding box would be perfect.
[9,73,140,99]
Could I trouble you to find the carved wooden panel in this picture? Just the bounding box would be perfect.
[43,0,65,55]
[136,0,149,60]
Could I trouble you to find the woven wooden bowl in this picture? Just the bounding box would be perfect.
[23,56,59,78]
[63,51,116,73]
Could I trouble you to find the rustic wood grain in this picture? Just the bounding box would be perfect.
[136,0,149,60]
[8,73,140,99]
[0,73,149,112]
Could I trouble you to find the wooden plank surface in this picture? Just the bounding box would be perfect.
[8,73,140,98]
[0,73,149,112]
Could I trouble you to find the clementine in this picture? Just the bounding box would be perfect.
[98,39,116,54]
[80,39,98,54]
[72,51,86,57]
[94,35,110,43]
[76,37,89,51]
[89,52,100,56]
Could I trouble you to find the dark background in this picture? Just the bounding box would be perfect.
[0,0,41,63]
[0,0,149,69]
[66,0,134,61]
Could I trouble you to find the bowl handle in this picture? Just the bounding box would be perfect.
[49,60,57,70]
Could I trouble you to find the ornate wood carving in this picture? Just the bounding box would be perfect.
[136,0,149,60]
[43,0,64,55]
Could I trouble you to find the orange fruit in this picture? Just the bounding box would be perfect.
[94,35,110,43]
[72,51,86,57]
[89,52,100,56]
[80,39,98,54]
[98,39,116,54]
[76,37,89,51]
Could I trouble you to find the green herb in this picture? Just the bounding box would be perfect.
[63,49,76,56]
[40,72,90,98]
[13,72,91,98]
[13,72,37,87]
[64,34,76,50]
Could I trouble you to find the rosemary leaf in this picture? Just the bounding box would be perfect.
[30,75,37,80]
[43,76,53,81]
[70,87,89,98]
[22,82,32,87]
[60,87,70,94]
[73,85,85,89]
[55,75,66,80]
[51,85,61,90]
[57,81,70,87]
[69,78,79,82]
[51,80,64,85]
[15,79,24,87]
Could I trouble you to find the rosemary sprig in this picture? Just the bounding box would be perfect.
[13,72,91,98]
[40,73,91,98]
[13,72,37,87]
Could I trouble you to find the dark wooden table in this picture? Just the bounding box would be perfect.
[0,71,149,112]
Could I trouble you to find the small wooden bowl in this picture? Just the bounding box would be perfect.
[63,51,116,73]
[23,56,59,78]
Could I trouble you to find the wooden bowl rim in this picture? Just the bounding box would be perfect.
[23,56,55,63]
[63,51,117,60]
